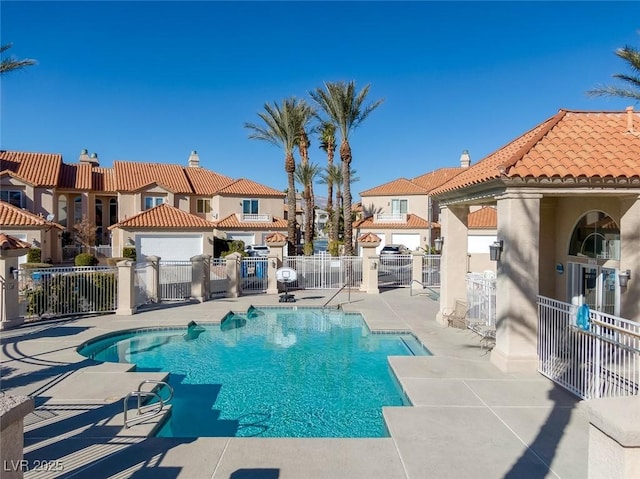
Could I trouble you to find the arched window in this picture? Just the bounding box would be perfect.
[568,211,620,260]
[58,195,67,227]
[109,198,117,226]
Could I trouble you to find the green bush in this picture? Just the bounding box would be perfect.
[122,247,137,261]
[75,253,98,266]
[329,240,341,257]
[27,248,42,263]
[106,257,127,266]
[303,242,314,256]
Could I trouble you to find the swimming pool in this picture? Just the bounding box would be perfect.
[79,307,430,438]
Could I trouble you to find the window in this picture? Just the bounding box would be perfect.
[144,196,165,210]
[568,211,620,260]
[391,199,408,215]
[109,198,117,225]
[74,197,83,223]
[58,195,67,227]
[197,199,211,213]
[0,190,24,208]
[243,199,259,215]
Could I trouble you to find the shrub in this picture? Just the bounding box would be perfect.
[303,242,314,256]
[122,247,137,261]
[27,248,42,263]
[106,257,127,266]
[75,253,98,266]
[328,240,341,257]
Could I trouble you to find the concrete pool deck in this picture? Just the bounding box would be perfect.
[1,288,589,479]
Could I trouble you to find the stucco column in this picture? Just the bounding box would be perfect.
[115,260,136,315]
[0,251,27,330]
[146,256,161,303]
[620,196,640,322]
[225,252,241,298]
[411,251,423,291]
[0,395,34,479]
[190,254,209,303]
[491,193,541,373]
[358,234,381,294]
[437,205,468,325]
[266,254,280,294]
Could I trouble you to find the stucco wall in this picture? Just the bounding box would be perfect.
[360,194,429,219]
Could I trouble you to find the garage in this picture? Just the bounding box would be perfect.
[391,233,420,252]
[136,234,203,262]
[227,233,255,247]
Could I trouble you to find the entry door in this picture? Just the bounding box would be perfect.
[568,263,619,315]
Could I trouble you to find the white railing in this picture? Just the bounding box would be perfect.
[422,255,441,286]
[378,254,412,287]
[134,262,154,306]
[210,258,227,298]
[284,256,362,289]
[538,296,639,400]
[159,261,192,301]
[374,213,407,223]
[240,257,268,294]
[92,245,113,258]
[241,213,271,222]
[18,266,117,318]
[466,272,496,328]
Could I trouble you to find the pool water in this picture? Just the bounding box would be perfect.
[79,307,430,438]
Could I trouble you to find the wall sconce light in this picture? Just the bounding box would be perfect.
[434,237,444,253]
[371,260,377,271]
[271,259,277,268]
[619,269,631,288]
[127,237,135,246]
[489,240,503,261]
[9,266,18,280]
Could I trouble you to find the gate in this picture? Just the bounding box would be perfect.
[241,257,268,294]
[378,254,412,287]
[159,261,192,301]
[284,256,362,289]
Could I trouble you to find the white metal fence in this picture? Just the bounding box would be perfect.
[134,262,154,306]
[466,272,497,328]
[18,266,117,318]
[284,256,362,289]
[378,254,412,287]
[538,295,639,400]
[422,255,441,286]
[210,258,227,298]
[241,257,268,294]
[159,261,192,301]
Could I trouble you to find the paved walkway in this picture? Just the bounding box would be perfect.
[1,288,589,479]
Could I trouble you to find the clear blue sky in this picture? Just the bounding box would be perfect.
[2,1,639,200]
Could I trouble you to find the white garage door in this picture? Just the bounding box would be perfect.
[392,233,420,252]
[227,233,255,247]
[136,234,203,262]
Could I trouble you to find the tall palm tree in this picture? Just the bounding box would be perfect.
[295,162,321,252]
[319,164,359,245]
[0,43,36,75]
[309,81,383,255]
[318,121,337,221]
[588,42,640,100]
[245,99,300,255]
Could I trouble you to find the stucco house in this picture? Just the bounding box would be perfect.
[431,107,640,373]
[0,149,287,261]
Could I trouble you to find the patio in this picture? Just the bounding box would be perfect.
[1,288,589,479]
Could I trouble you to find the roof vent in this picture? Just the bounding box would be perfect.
[188,150,200,168]
[460,150,471,168]
[626,106,634,132]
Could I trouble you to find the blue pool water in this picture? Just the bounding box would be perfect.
[79,307,430,438]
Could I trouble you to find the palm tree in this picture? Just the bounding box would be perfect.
[245,99,301,255]
[309,81,383,255]
[588,41,640,100]
[318,121,337,218]
[319,164,359,245]
[0,43,36,75]
[295,162,321,253]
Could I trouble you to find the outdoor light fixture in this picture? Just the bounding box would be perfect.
[434,237,444,253]
[9,266,18,280]
[619,269,631,288]
[489,240,504,262]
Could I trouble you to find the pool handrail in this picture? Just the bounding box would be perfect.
[123,380,174,428]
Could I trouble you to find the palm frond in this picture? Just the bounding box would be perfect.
[0,43,36,75]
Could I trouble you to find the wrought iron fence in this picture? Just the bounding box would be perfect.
[284,256,362,289]
[18,266,117,319]
[378,254,412,288]
[240,257,268,294]
[422,255,441,286]
[538,296,639,399]
[159,261,192,301]
[210,258,228,298]
[465,272,496,328]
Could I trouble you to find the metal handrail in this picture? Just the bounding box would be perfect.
[409,280,440,300]
[123,380,174,428]
[322,282,350,309]
[409,280,424,296]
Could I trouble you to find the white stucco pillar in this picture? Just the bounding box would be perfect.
[437,205,468,325]
[620,196,640,322]
[225,252,241,298]
[190,254,209,303]
[411,251,423,291]
[266,254,280,294]
[358,234,381,294]
[491,193,541,373]
[115,260,136,315]
[0,252,28,330]
[146,256,161,303]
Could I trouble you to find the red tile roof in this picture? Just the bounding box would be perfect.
[412,167,465,191]
[183,167,234,195]
[468,206,497,229]
[0,233,32,250]
[110,203,216,229]
[0,201,64,229]
[114,161,193,193]
[0,151,62,187]
[58,163,93,190]
[360,178,428,196]
[265,232,288,243]
[92,167,117,192]
[357,232,381,243]
[218,178,285,197]
[353,213,436,229]
[433,108,640,196]
[215,213,288,229]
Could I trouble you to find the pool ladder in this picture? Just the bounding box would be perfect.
[123,380,174,428]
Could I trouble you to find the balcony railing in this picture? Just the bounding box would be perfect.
[241,213,271,222]
[374,213,407,223]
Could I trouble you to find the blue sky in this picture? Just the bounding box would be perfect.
[2,1,639,200]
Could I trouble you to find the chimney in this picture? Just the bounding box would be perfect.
[79,149,99,167]
[79,148,90,163]
[460,150,471,168]
[188,150,200,168]
[626,106,634,132]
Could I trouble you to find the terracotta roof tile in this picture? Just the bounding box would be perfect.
[0,233,32,250]
[412,167,465,191]
[110,203,215,229]
[265,232,288,243]
[0,151,62,187]
[0,201,63,229]
[433,108,640,195]
[215,213,288,230]
[58,163,93,190]
[217,178,285,197]
[114,161,193,193]
[92,167,117,192]
[353,213,435,229]
[468,206,497,229]
[357,232,381,243]
[360,178,428,196]
[183,167,234,195]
